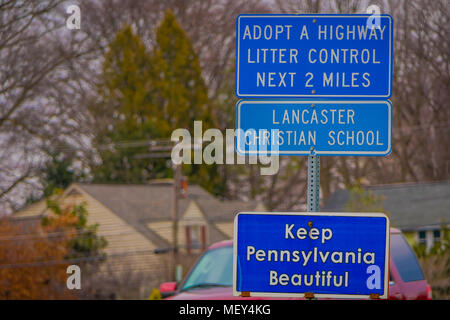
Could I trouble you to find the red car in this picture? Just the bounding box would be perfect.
[160,228,432,300]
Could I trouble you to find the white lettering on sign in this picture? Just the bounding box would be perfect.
[243,24,293,40]
[246,225,379,291]
[244,129,317,147]
[257,106,387,149]
[237,16,392,97]
[317,24,387,40]
[322,72,371,88]
[270,270,349,288]
[247,245,375,267]
[256,72,296,87]
[328,130,384,146]
[242,24,387,41]
[272,108,355,125]
[247,48,299,64]
[284,224,333,244]
[308,49,380,64]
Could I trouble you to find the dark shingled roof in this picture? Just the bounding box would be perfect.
[75,182,260,247]
[323,181,450,230]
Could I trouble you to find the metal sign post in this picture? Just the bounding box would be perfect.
[306,154,320,299]
[307,155,320,212]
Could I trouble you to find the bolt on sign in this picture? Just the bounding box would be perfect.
[233,212,390,299]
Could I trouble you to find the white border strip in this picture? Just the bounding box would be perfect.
[232,211,390,299]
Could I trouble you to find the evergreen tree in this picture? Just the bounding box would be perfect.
[91,13,219,193]
[152,9,211,133]
[41,155,76,197]
[40,147,85,198]
[152,10,222,194]
[91,25,170,183]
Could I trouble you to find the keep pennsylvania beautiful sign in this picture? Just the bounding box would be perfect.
[233,212,390,299]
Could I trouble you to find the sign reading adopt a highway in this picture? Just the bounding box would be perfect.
[236,14,393,98]
[233,212,390,299]
[236,100,392,156]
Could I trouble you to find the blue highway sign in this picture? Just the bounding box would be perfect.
[236,14,393,98]
[233,212,390,299]
[236,99,392,156]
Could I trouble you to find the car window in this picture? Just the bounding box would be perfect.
[181,246,233,290]
[390,234,425,282]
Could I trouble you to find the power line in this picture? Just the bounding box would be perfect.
[0,221,183,241]
[0,242,197,270]
[0,227,146,241]
[30,121,450,152]
[0,248,158,270]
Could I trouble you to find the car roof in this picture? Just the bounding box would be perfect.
[208,239,233,249]
[209,227,402,249]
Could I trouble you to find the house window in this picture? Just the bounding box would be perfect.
[418,230,426,245]
[186,225,206,253]
[433,230,441,243]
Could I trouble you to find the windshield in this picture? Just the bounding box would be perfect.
[390,234,425,282]
[181,245,233,291]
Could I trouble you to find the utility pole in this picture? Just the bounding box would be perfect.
[171,162,181,281]
[130,138,181,281]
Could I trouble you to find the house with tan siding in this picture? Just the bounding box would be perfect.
[13,180,264,290]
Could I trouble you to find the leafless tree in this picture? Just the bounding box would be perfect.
[2,0,448,213]
[265,0,450,210]
[0,1,98,212]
